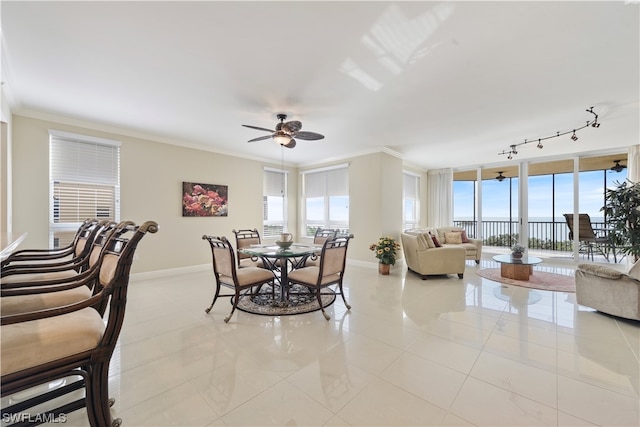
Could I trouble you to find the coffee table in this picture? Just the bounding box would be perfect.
[492,254,542,281]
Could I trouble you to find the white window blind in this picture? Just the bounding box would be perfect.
[302,164,349,236]
[263,168,287,239]
[49,131,120,247]
[403,172,420,229]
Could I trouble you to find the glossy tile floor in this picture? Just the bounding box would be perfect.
[6,255,640,426]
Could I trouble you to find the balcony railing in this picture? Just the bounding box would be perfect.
[453,219,608,251]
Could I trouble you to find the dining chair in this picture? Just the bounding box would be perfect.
[232,228,266,268]
[287,234,354,320]
[1,218,102,272]
[1,221,127,316]
[202,235,276,323]
[1,220,158,427]
[304,228,337,267]
[563,213,614,261]
[1,221,117,287]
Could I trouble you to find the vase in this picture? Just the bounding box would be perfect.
[511,252,523,259]
[379,263,390,275]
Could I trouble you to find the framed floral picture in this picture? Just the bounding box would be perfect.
[182,182,228,217]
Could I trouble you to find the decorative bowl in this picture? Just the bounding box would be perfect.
[276,241,293,249]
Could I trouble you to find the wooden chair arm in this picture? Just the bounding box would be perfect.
[1,291,106,325]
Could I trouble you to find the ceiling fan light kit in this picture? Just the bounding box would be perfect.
[242,114,325,149]
[499,107,601,159]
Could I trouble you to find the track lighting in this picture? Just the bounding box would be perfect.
[571,130,578,141]
[498,108,600,159]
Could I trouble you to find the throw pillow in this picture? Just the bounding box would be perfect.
[629,260,640,280]
[429,232,442,248]
[460,230,470,243]
[444,232,463,245]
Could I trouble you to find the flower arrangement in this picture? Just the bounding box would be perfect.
[369,236,401,265]
[511,244,526,253]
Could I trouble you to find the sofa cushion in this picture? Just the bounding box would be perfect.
[628,260,640,280]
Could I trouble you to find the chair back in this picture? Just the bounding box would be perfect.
[232,229,261,265]
[318,234,353,281]
[203,235,237,283]
[313,228,337,245]
[564,213,597,241]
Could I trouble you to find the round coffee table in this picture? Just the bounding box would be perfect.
[492,254,542,281]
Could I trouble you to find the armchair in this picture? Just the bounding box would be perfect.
[575,261,640,321]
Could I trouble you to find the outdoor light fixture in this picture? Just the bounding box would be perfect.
[498,107,601,159]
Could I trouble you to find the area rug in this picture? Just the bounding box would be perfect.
[236,284,336,316]
[477,268,576,292]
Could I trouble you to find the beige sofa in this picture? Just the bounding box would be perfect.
[575,261,640,321]
[401,229,469,280]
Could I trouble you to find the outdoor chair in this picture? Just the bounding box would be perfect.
[202,235,276,323]
[563,213,615,262]
[1,220,158,427]
[287,234,353,320]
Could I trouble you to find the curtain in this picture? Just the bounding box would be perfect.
[426,168,453,228]
[628,144,640,184]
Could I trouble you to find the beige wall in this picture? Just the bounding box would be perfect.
[10,115,408,273]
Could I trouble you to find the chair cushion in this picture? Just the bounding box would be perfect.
[288,267,341,286]
[224,267,273,287]
[1,307,104,376]
[1,270,78,284]
[1,286,93,316]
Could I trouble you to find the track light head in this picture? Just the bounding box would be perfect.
[592,121,600,128]
[510,145,517,155]
[571,130,578,141]
[507,153,512,160]
[537,139,543,149]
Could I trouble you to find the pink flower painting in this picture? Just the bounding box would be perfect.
[182,182,228,217]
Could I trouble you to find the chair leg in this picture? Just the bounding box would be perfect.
[316,290,330,321]
[86,361,120,427]
[205,282,221,314]
[224,288,241,323]
[338,283,351,310]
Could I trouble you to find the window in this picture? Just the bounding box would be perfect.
[403,172,420,230]
[263,168,287,239]
[49,131,120,247]
[302,164,349,236]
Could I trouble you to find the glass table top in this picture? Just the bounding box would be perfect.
[239,243,322,258]
[492,254,542,265]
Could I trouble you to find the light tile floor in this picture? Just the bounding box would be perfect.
[3,255,639,426]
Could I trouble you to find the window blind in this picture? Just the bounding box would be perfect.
[49,131,120,245]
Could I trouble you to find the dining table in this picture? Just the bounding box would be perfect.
[238,243,322,305]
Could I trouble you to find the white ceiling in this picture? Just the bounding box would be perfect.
[2,1,638,170]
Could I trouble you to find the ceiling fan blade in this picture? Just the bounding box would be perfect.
[242,124,275,133]
[282,121,302,133]
[294,131,325,140]
[284,139,297,149]
[247,135,273,143]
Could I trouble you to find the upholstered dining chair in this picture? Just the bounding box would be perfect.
[1,219,103,273]
[1,220,158,427]
[1,221,117,287]
[304,228,337,267]
[1,218,99,269]
[232,228,266,268]
[203,235,276,323]
[287,234,353,320]
[1,221,127,316]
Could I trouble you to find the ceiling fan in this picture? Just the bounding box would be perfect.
[496,171,506,182]
[610,160,627,173]
[242,114,324,149]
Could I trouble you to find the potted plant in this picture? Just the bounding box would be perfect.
[602,180,640,262]
[511,243,526,259]
[369,236,401,275]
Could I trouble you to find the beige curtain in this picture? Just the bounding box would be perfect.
[628,144,639,184]
[426,168,453,228]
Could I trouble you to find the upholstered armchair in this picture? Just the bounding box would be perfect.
[575,261,640,321]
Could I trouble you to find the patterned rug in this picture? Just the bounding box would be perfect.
[477,268,576,292]
[236,283,336,316]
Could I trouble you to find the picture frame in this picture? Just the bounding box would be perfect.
[182,182,228,217]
